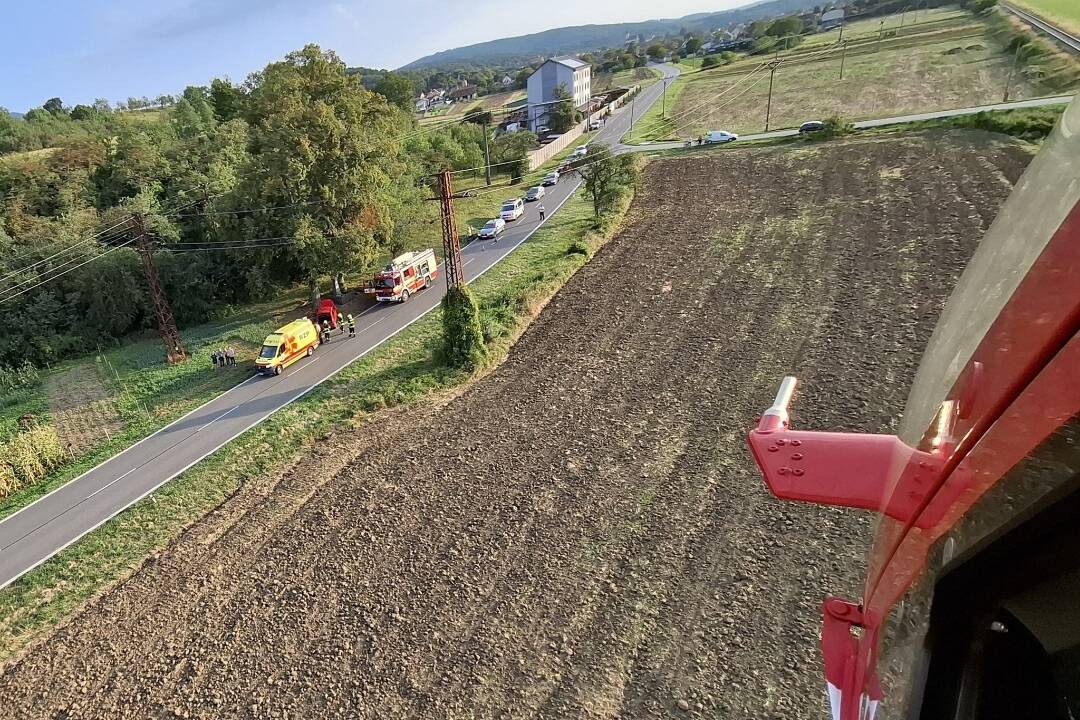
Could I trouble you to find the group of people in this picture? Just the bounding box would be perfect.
[320,314,356,344]
[211,347,237,367]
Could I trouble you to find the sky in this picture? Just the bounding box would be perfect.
[1,0,747,112]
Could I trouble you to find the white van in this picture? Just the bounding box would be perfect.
[500,198,525,221]
[705,130,739,144]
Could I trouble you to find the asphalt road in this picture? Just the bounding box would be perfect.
[0,64,679,592]
[629,94,1075,151]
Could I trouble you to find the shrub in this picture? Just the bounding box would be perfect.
[701,54,723,69]
[0,424,67,500]
[819,115,856,138]
[567,240,589,256]
[0,362,41,393]
[440,285,486,369]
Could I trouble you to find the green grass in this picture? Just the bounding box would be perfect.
[1008,0,1080,37]
[0,180,634,664]
[628,8,1049,142]
[594,66,662,93]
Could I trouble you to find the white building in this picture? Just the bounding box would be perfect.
[526,56,591,132]
[820,8,845,29]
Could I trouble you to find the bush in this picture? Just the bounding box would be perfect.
[701,55,723,69]
[440,285,486,369]
[567,240,589,256]
[0,362,41,393]
[819,115,856,138]
[948,107,1062,139]
[0,424,67,501]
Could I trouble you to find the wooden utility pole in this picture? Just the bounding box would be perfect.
[482,117,492,186]
[629,95,637,140]
[1003,43,1021,102]
[133,215,186,364]
[877,20,885,52]
[437,171,465,290]
[764,60,781,132]
[661,79,668,118]
[839,41,848,80]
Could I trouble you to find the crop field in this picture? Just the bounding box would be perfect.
[0,130,1034,718]
[418,88,524,125]
[593,66,662,93]
[1009,0,1080,37]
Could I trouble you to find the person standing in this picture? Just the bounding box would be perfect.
[211,350,219,368]
[348,314,356,338]
[538,203,546,222]
[226,346,236,366]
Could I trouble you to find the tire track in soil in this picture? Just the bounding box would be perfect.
[0,131,1031,720]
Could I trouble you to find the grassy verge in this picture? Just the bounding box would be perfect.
[643,105,1067,160]
[1007,0,1080,38]
[0,178,637,665]
[626,6,1067,143]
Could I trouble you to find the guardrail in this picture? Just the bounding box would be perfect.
[1002,2,1080,53]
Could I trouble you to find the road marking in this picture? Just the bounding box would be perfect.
[0,119,590,590]
[359,317,387,333]
[195,404,241,433]
[85,468,136,501]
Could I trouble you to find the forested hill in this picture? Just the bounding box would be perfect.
[400,0,821,69]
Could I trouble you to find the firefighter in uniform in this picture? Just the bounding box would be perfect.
[347,314,356,338]
[321,319,331,344]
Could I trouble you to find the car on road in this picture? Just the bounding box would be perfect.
[572,145,589,158]
[542,171,560,186]
[500,198,525,221]
[589,120,601,131]
[478,218,506,239]
[525,186,545,202]
[799,120,826,134]
[705,130,739,144]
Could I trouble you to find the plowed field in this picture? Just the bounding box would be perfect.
[0,131,1031,719]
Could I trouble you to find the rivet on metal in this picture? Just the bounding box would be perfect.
[791,452,803,460]
[792,468,804,477]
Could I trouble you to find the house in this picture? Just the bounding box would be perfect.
[501,75,513,86]
[525,56,592,132]
[820,8,845,30]
[415,97,429,113]
[448,85,478,102]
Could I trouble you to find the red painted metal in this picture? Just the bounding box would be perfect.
[747,195,1080,717]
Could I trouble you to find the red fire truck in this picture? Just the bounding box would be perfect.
[748,99,1080,719]
[365,249,439,303]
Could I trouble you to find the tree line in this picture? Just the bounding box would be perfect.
[0,45,532,373]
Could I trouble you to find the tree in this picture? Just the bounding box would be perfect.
[155,94,175,108]
[646,43,667,61]
[43,98,66,116]
[548,84,577,134]
[69,104,97,121]
[243,44,408,303]
[441,285,485,369]
[209,78,245,121]
[374,73,415,112]
[92,98,112,113]
[701,54,723,69]
[491,131,536,183]
[580,145,638,219]
[684,36,703,54]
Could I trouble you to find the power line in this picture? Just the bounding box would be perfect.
[0,240,136,305]
[172,199,324,218]
[0,228,136,297]
[0,216,136,284]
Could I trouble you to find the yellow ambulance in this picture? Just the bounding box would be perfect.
[255,318,319,375]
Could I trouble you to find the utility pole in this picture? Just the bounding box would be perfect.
[437,171,465,290]
[1003,43,1021,102]
[629,95,637,141]
[877,19,885,52]
[764,60,781,132]
[838,21,844,42]
[839,40,848,80]
[661,79,668,118]
[133,215,186,364]
[482,116,492,186]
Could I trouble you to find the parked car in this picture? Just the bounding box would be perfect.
[535,125,550,134]
[572,145,589,157]
[705,130,739,144]
[542,170,560,186]
[589,120,602,131]
[799,120,826,133]
[525,186,545,202]
[478,218,506,239]
[500,198,525,221]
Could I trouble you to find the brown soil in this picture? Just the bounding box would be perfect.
[0,131,1031,719]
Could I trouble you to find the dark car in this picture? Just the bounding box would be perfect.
[798,120,826,134]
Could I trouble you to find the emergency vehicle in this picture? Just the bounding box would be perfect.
[254,318,319,376]
[365,249,438,303]
[747,99,1080,719]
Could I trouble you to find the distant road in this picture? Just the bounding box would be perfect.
[627,94,1075,151]
[1001,3,1080,53]
[0,63,680,592]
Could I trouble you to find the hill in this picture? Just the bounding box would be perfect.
[400,0,822,69]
